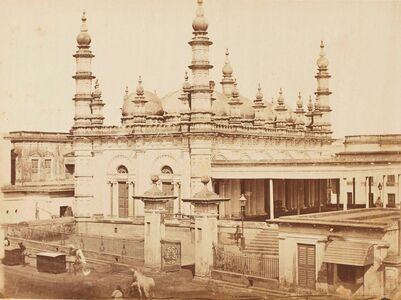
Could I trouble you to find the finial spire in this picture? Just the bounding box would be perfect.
[255,83,263,101]
[231,78,239,98]
[297,91,303,108]
[277,88,284,105]
[192,0,208,31]
[125,86,129,95]
[136,76,144,96]
[317,40,328,69]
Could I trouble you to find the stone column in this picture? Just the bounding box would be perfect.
[382,176,387,208]
[113,180,119,218]
[398,175,401,208]
[107,181,113,217]
[183,177,229,278]
[133,175,177,270]
[269,179,274,219]
[366,177,370,208]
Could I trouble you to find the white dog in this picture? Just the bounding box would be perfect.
[130,268,155,299]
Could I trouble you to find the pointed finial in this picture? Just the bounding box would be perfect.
[307,95,313,111]
[183,71,191,91]
[297,92,303,108]
[317,40,328,68]
[77,10,91,45]
[136,76,144,96]
[277,88,284,105]
[222,48,233,77]
[125,86,129,95]
[256,83,263,101]
[94,79,99,88]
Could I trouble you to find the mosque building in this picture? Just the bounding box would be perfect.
[1,0,400,224]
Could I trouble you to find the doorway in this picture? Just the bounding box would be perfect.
[118,181,129,218]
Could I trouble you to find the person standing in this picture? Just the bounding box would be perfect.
[68,244,91,276]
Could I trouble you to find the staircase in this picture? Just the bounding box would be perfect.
[243,228,279,256]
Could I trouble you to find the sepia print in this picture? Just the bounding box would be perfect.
[1,0,401,299]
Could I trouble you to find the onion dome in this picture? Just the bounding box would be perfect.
[255,83,263,101]
[136,76,144,96]
[296,92,303,109]
[317,41,329,69]
[92,79,102,98]
[76,11,91,46]
[192,0,208,31]
[222,48,233,77]
[307,96,313,111]
[182,71,191,91]
[277,88,284,106]
[145,100,164,116]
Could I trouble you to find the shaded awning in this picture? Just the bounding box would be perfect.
[323,241,374,266]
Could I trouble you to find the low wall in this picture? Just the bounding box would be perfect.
[165,222,195,266]
[76,219,144,238]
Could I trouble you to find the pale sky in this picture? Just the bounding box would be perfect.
[1,0,401,139]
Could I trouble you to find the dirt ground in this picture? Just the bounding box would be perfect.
[2,263,260,299]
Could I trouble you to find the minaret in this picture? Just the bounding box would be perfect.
[220,48,235,98]
[252,84,266,127]
[274,88,288,129]
[312,96,323,132]
[228,80,242,124]
[90,79,105,126]
[315,41,332,134]
[72,12,95,128]
[188,0,213,123]
[178,72,191,122]
[294,92,305,131]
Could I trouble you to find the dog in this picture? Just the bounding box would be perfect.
[130,268,155,299]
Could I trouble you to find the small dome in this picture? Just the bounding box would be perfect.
[307,96,313,111]
[317,41,329,68]
[122,90,163,116]
[192,0,208,31]
[277,88,284,106]
[136,76,144,95]
[77,32,91,46]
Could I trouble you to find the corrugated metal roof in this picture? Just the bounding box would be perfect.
[323,241,374,266]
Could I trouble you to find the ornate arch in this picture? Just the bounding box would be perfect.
[107,155,134,174]
[151,154,180,175]
[212,153,227,161]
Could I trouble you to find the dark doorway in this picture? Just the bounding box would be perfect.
[118,182,129,218]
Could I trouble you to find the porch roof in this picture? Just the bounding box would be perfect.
[323,240,374,266]
[268,208,401,230]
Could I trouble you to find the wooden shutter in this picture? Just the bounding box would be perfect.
[298,244,316,289]
[118,182,128,218]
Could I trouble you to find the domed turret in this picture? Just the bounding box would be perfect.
[307,96,313,111]
[255,83,263,101]
[76,12,91,46]
[192,0,208,31]
[317,41,328,69]
[231,79,239,98]
[222,49,233,77]
[277,88,284,106]
[145,100,164,116]
[240,98,255,119]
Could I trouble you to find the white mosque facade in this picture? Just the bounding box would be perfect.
[1,0,401,224]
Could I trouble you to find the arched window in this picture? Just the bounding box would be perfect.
[117,165,128,174]
[161,166,173,174]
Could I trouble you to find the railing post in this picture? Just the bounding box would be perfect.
[80,234,84,249]
[121,239,127,256]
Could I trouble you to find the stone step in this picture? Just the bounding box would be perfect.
[248,240,278,245]
[243,249,279,255]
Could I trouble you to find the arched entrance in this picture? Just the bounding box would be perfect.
[117,165,129,218]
